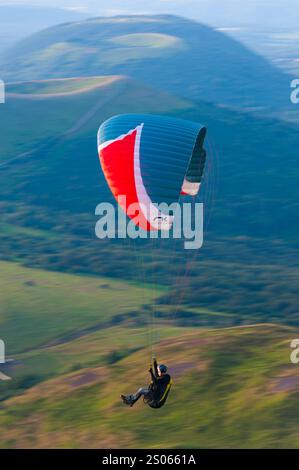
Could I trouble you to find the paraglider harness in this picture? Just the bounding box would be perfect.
[144,359,172,409]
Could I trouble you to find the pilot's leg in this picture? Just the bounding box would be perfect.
[131,387,148,403]
[121,388,148,406]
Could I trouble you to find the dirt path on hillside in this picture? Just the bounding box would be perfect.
[6,76,122,100]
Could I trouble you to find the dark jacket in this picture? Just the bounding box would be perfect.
[147,359,172,408]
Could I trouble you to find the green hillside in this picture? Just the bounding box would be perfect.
[1,315,298,448]
[0,75,191,161]
[0,260,158,354]
[0,262,298,448]
[1,15,295,115]
[0,259,230,407]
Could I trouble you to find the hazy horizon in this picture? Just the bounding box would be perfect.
[1,0,298,29]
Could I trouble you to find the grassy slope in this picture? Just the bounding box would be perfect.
[0,265,298,449]
[0,75,191,161]
[0,322,298,449]
[0,260,158,355]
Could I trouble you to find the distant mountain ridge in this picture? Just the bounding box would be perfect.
[0,15,294,117]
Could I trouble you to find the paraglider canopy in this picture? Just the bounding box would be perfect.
[97,114,206,232]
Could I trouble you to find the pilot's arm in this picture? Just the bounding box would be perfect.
[153,357,159,378]
[149,367,157,384]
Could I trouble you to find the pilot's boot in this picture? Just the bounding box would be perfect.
[121,394,134,406]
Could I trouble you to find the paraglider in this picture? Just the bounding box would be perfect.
[121,357,172,409]
[97,113,207,409]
